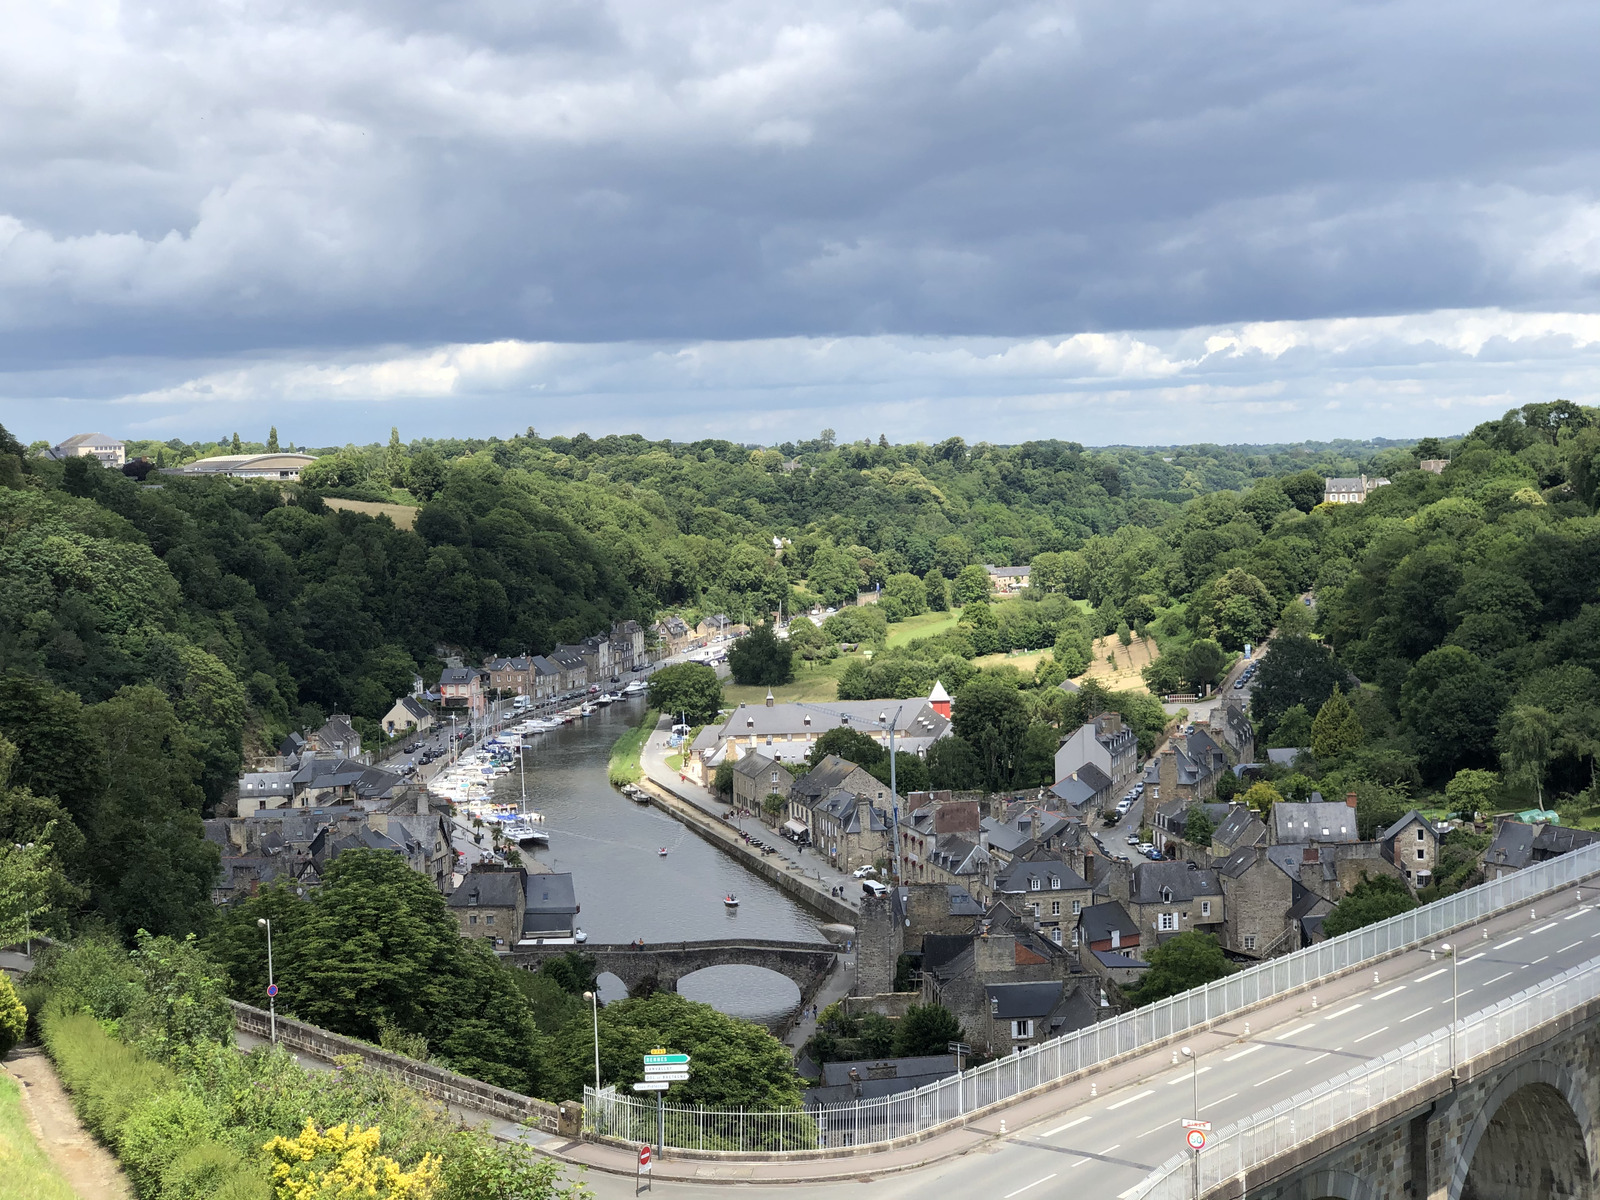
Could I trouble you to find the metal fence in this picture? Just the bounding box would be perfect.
[586,837,1600,1154]
[1127,951,1600,1200]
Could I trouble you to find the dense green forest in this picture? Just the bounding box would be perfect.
[2,404,1597,947]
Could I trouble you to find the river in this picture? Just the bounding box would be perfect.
[488,698,825,1025]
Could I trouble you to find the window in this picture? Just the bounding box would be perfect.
[1030,902,1040,916]
[1051,900,1061,916]
[1072,927,1082,947]
[1417,848,1426,860]
[1243,935,1257,950]
[1417,828,1426,841]
[1200,900,1211,917]
[1072,899,1082,915]
[1050,876,1060,890]
[771,772,780,785]
[1051,927,1062,945]
[485,915,494,925]
[1031,877,1042,891]
[1159,912,1177,931]
[1011,1020,1034,1040]
[468,915,478,926]
[990,997,999,1016]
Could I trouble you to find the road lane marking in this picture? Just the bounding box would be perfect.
[1353,1026,1390,1044]
[1485,972,1512,985]
[1459,953,1485,964]
[1107,1089,1155,1110]
[1590,930,1600,939]
[1532,955,1549,965]
[1167,1067,1211,1086]
[1306,1052,1331,1064]
[1200,1093,1238,1113]
[1371,985,1406,1001]
[1223,1045,1263,1062]
[1493,937,1523,950]
[1103,1145,1121,1154]
[1322,1004,1363,1020]
[1005,1174,1057,1198]
[1459,988,1475,997]
[1530,922,1558,935]
[1042,1115,1091,1137]
[1399,1006,1434,1021]
[1277,1023,1317,1040]
[1137,1120,1172,1139]
[1563,909,1590,920]
[1255,1069,1293,1087]
[1415,968,1448,982]
[1560,942,1584,953]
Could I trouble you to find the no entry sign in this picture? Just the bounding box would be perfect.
[639,1145,651,1171]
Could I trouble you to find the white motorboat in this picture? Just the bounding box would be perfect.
[622,680,647,696]
[506,814,550,846]
[597,692,622,705]
[723,894,739,909]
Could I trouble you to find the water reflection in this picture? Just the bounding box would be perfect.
[495,699,823,1025]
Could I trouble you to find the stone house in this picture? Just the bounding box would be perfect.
[920,919,1094,1054]
[1054,713,1139,799]
[786,756,887,829]
[382,696,433,737]
[809,789,893,873]
[1323,475,1391,504]
[449,867,526,944]
[1210,805,1268,858]
[985,565,1031,594]
[1079,900,1141,955]
[1216,845,1310,959]
[993,852,1092,949]
[577,635,613,683]
[1379,810,1441,889]
[487,656,534,698]
[1126,861,1224,945]
[529,655,563,703]
[547,648,588,693]
[1152,799,1231,859]
[1048,762,1114,814]
[1150,729,1228,816]
[732,751,791,818]
[1481,818,1600,881]
[438,667,486,715]
[1208,697,1255,765]
[703,691,951,772]
[610,620,646,673]
[308,714,362,759]
[653,616,694,655]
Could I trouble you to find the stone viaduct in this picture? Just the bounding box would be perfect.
[1206,993,1600,1200]
[504,938,838,1005]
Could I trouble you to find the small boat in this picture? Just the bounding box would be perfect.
[622,680,647,696]
[723,894,739,909]
[506,816,550,846]
[658,847,669,857]
[598,692,622,705]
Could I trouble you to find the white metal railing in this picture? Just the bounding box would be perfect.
[585,838,1600,1154]
[1126,952,1600,1200]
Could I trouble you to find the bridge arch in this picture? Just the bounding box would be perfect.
[1451,1059,1594,1200]
[1294,1168,1381,1200]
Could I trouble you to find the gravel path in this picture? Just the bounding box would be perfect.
[3,1045,131,1200]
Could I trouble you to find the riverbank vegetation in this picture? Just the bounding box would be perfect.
[607,708,657,787]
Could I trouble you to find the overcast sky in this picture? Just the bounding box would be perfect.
[7,0,1600,447]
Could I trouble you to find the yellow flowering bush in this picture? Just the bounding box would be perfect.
[264,1121,440,1200]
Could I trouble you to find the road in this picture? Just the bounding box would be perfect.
[570,882,1600,1199]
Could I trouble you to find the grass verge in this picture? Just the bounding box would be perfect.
[885,610,962,647]
[722,652,868,707]
[608,708,658,787]
[0,1070,80,1200]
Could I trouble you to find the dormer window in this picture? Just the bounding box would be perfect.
[1030,877,1041,891]
[1161,886,1173,903]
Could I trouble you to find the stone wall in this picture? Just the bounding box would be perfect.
[856,891,903,995]
[231,1001,560,1132]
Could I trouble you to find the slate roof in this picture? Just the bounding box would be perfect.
[994,859,1090,895]
[1092,949,1148,970]
[986,980,1064,1019]
[1080,901,1138,944]
[806,1055,959,1106]
[449,871,524,909]
[1484,820,1600,872]
[1213,805,1268,852]
[714,700,950,749]
[1377,810,1430,844]
[239,771,294,799]
[439,667,477,686]
[392,696,432,723]
[1131,861,1222,904]
[525,872,578,914]
[732,751,779,780]
[1272,802,1358,844]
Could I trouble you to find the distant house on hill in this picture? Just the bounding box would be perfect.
[1323,475,1390,504]
[985,565,1031,593]
[51,432,125,467]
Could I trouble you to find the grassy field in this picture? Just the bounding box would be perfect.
[886,610,962,647]
[607,708,658,786]
[0,1072,80,1200]
[723,652,869,707]
[321,497,420,530]
[973,649,1050,672]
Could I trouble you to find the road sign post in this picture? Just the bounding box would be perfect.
[636,1144,651,1195]
[642,1049,688,1174]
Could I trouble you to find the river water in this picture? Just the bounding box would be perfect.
[490,698,824,1024]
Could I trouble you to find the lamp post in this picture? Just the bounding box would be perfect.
[12,842,35,957]
[1441,943,1460,1081]
[257,917,277,1044]
[1182,1046,1199,1200]
[582,990,601,1094]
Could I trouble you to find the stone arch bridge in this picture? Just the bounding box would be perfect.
[504,938,839,1004]
[1224,989,1600,1200]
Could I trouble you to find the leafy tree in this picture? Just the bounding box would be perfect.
[1444,768,1499,818]
[892,1003,964,1057]
[1268,705,1313,750]
[648,662,723,724]
[1183,805,1216,847]
[0,973,24,1057]
[266,426,280,451]
[1400,647,1500,780]
[880,573,929,622]
[951,676,1029,790]
[1281,470,1325,512]
[1240,781,1282,815]
[539,951,599,995]
[1030,552,1068,594]
[1311,685,1364,758]
[1321,874,1419,938]
[727,623,794,687]
[1178,640,1228,692]
[923,568,950,612]
[407,447,447,500]
[958,599,1000,655]
[125,931,234,1063]
[1250,636,1351,735]
[952,565,992,607]
[1129,932,1237,1006]
[1277,597,1314,637]
[808,727,886,768]
[713,758,734,796]
[1498,705,1557,810]
[926,735,983,790]
[1205,569,1277,649]
[786,615,827,661]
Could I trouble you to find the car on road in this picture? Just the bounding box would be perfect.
[1126,834,1140,844]
[1137,842,1154,854]
[853,865,878,878]
[1145,848,1164,860]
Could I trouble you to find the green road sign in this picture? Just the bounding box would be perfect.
[643,1053,690,1065]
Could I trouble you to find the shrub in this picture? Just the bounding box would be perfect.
[0,974,25,1056]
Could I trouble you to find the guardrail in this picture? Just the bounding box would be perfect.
[585,837,1600,1155]
[1126,951,1600,1200]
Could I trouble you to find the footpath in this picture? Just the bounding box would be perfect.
[3,1045,131,1200]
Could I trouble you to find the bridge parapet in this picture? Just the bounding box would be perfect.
[1126,952,1600,1200]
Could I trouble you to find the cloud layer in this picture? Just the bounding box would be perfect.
[4,0,1599,442]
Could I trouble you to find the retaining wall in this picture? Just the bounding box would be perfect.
[231,1001,559,1132]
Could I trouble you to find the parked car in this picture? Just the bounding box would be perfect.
[1126,834,1140,844]
[853,865,878,878]
[1145,848,1165,860]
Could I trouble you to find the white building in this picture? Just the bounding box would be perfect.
[1323,475,1390,504]
[51,433,126,467]
[166,453,316,480]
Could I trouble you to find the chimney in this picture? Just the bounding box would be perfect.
[765,689,775,708]
[1346,792,1358,810]
[1302,847,1317,863]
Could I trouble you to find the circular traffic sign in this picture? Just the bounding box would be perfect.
[266,984,279,998]
[1187,1129,1206,1150]
[639,1146,651,1166]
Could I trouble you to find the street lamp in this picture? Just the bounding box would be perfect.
[11,843,34,957]
[257,917,277,1044]
[582,990,601,1094]
[1441,943,1460,1081]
